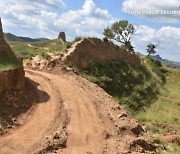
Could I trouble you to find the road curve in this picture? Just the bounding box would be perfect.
[0,70,154,154]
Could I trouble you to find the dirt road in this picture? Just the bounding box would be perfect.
[0,70,156,154]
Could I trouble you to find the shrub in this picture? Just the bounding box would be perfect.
[103,37,108,42]
[73,36,83,43]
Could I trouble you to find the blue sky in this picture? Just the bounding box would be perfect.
[0,0,180,62]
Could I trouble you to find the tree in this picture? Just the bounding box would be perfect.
[103,20,135,52]
[146,43,157,56]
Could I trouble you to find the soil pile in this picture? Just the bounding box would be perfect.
[63,38,141,68]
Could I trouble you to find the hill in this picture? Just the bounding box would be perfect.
[151,54,180,69]
[59,38,179,153]
[135,67,180,153]
[79,57,166,111]
[8,39,71,59]
[78,56,180,153]
[4,33,49,42]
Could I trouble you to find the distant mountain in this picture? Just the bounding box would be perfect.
[151,54,180,69]
[4,33,24,42]
[4,33,49,42]
[151,54,163,61]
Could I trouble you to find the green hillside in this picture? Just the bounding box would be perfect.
[4,33,49,42]
[80,57,165,111]
[4,33,24,42]
[135,68,180,153]
[8,39,71,59]
[79,57,180,153]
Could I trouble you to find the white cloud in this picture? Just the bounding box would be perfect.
[0,0,65,37]
[82,0,112,19]
[0,0,114,39]
[122,0,180,23]
[54,0,115,39]
[10,0,65,9]
[132,25,180,62]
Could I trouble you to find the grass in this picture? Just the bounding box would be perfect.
[80,57,166,111]
[135,68,180,125]
[133,68,180,153]
[1,39,69,71]
[79,57,180,153]
[73,36,84,43]
[158,143,180,154]
[0,53,21,71]
[8,39,71,59]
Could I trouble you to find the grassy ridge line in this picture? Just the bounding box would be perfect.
[4,33,49,42]
[2,38,76,71]
[8,39,71,59]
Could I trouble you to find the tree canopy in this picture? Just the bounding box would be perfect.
[103,20,135,52]
[146,43,157,56]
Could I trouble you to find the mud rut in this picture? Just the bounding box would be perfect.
[0,70,155,154]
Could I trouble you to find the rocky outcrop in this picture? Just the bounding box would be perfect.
[63,38,141,68]
[0,18,25,94]
[58,32,66,42]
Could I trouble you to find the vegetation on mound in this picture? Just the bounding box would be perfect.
[104,20,135,52]
[80,57,166,111]
[0,53,21,71]
[80,57,180,153]
[135,68,180,123]
[8,39,71,59]
[135,68,180,153]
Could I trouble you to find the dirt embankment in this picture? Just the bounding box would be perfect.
[0,18,25,95]
[25,38,141,70]
[0,69,156,154]
[63,38,141,68]
[0,68,25,95]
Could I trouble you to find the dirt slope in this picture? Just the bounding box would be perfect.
[62,38,140,68]
[0,70,156,154]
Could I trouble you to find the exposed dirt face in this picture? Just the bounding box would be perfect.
[161,135,180,145]
[63,38,141,68]
[0,70,156,154]
[0,68,25,94]
[25,38,141,71]
[0,18,24,95]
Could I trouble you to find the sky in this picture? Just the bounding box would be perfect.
[0,0,180,62]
